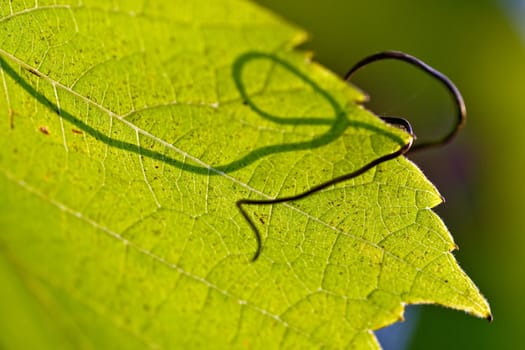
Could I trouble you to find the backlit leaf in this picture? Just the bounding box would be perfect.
[0,1,490,348]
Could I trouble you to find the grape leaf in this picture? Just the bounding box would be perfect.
[0,0,490,349]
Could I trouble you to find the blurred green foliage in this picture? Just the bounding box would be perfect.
[255,0,524,348]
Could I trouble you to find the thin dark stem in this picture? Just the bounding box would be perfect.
[238,122,414,261]
[345,51,466,152]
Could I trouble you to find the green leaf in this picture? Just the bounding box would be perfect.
[0,0,490,349]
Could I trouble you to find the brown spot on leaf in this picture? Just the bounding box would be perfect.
[9,109,15,130]
[39,126,49,135]
[25,67,42,78]
[71,128,83,134]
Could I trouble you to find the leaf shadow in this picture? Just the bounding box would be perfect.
[0,53,403,176]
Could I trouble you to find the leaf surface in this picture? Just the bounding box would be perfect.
[0,1,490,349]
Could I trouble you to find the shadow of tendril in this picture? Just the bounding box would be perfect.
[0,52,403,176]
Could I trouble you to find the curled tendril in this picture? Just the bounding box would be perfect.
[238,51,466,261]
[345,50,466,153]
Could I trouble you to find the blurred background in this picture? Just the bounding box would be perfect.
[255,0,524,349]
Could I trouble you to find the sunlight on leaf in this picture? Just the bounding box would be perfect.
[0,0,490,349]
